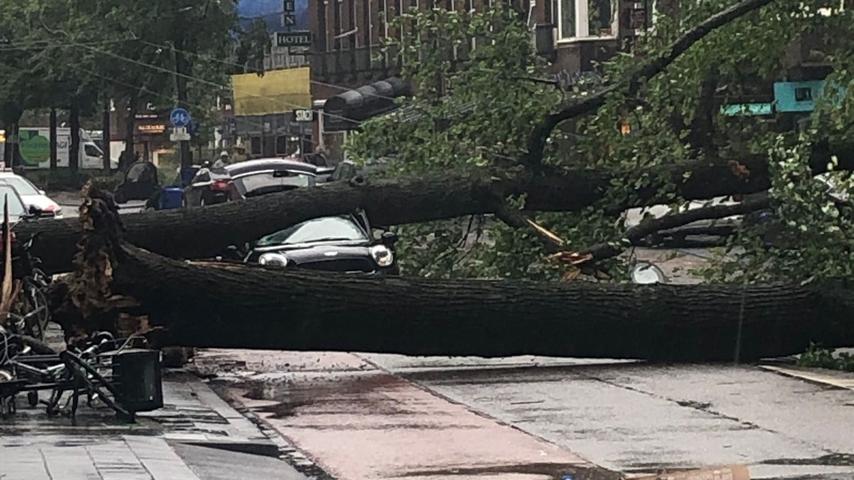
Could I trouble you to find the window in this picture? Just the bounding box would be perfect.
[256,216,367,247]
[276,136,288,155]
[558,0,617,40]
[250,137,262,155]
[0,186,27,217]
[233,171,315,197]
[84,144,103,158]
[0,176,39,195]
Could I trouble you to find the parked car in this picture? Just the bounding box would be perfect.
[0,183,42,223]
[114,161,159,204]
[329,158,389,183]
[184,158,319,207]
[0,172,62,218]
[242,212,399,275]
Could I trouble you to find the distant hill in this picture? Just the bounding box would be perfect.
[237,0,308,31]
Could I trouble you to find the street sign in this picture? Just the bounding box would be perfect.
[170,126,191,142]
[294,109,314,122]
[169,108,191,128]
[276,31,311,48]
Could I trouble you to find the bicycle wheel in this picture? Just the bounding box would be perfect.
[60,351,132,420]
[19,279,50,341]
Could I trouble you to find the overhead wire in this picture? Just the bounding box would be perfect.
[79,43,361,125]
[65,62,324,150]
[136,39,403,102]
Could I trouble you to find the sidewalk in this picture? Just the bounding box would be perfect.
[195,349,620,480]
[0,370,309,480]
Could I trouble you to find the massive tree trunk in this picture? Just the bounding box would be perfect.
[15,141,854,274]
[113,244,854,361]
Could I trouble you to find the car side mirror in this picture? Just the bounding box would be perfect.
[28,205,44,217]
[381,231,398,246]
[38,189,46,195]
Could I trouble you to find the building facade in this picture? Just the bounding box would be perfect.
[309,0,648,160]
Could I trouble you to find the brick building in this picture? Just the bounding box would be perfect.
[309,0,650,161]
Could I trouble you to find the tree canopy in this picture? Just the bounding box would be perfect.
[347,0,854,284]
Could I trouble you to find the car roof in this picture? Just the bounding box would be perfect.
[225,159,318,177]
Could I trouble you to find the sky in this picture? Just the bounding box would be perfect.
[237,0,309,32]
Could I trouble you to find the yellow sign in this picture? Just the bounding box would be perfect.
[0,130,5,143]
[231,67,311,116]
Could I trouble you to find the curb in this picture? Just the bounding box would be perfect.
[758,365,854,390]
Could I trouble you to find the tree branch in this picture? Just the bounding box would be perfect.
[493,201,564,252]
[522,0,776,166]
[17,141,853,274]
[687,67,720,153]
[577,194,770,263]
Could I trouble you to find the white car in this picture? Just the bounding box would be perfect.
[0,172,63,218]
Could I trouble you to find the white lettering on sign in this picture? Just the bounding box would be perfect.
[294,110,314,122]
[276,31,312,48]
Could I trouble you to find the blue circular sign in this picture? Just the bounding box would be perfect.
[170,108,191,127]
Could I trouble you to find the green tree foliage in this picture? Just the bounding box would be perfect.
[348,1,854,282]
[0,0,251,143]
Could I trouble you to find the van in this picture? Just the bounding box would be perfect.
[0,128,117,170]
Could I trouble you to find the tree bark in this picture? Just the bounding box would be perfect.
[124,98,137,168]
[69,101,81,174]
[15,141,854,274]
[49,108,58,171]
[102,99,111,171]
[113,244,854,361]
[10,121,19,168]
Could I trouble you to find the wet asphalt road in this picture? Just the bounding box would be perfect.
[370,356,854,479]
[199,351,854,480]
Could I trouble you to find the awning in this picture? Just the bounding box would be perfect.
[323,77,410,132]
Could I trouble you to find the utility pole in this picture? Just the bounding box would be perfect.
[171,38,192,168]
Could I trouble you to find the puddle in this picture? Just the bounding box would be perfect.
[401,462,622,480]
[241,372,413,419]
[762,453,854,466]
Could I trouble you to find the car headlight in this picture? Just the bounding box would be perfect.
[258,252,289,267]
[369,245,394,267]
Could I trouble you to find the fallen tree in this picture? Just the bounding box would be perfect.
[18,140,854,273]
[111,243,853,361]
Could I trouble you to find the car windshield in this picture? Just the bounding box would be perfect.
[0,185,28,217]
[234,171,313,196]
[0,177,39,195]
[256,216,367,247]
